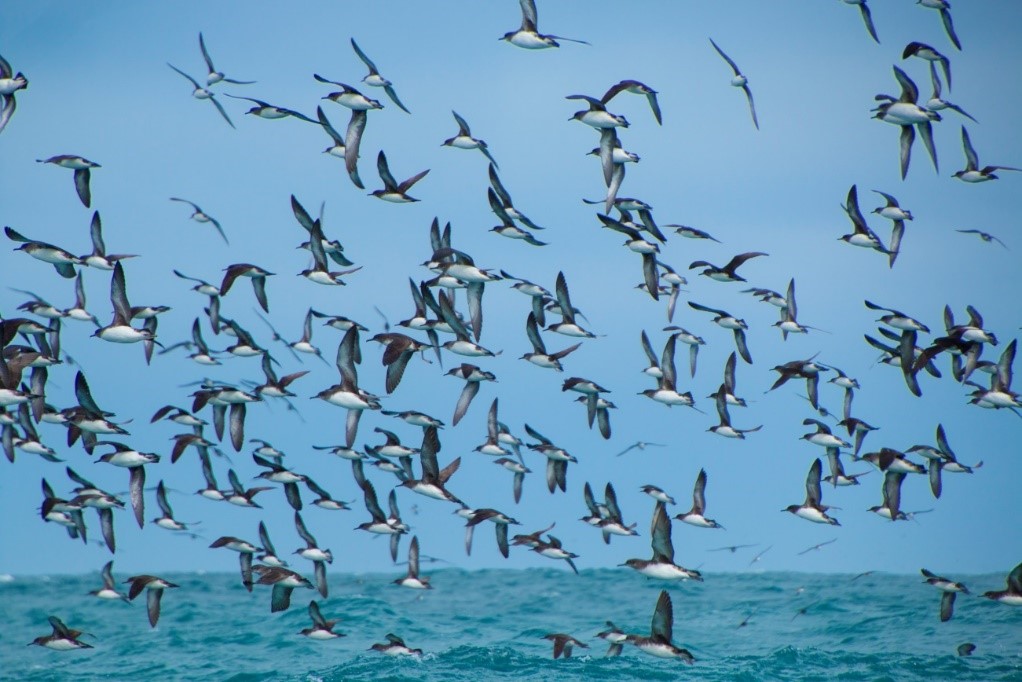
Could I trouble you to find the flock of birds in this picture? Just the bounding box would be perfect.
[3,0,1020,665]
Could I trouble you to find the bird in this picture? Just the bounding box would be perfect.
[253,565,314,612]
[370,633,422,657]
[708,38,758,129]
[567,94,629,129]
[169,198,228,245]
[224,94,316,123]
[675,468,724,529]
[257,521,288,567]
[953,126,1020,183]
[394,536,431,589]
[690,252,767,284]
[352,460,407,562]
[921,568,969,621]
[315,79,384,189]
[639,333,697,409]
[29,616,93,651]
[615,441,665,457]
[350,38,410,113]
[797,538,837,556]
[521,312,579,371]
[902,41,952,92]
[871,190,912,268]
[782,458,840,525]
[602,79,662,125]
[166,63,234,128]
[299,600,344,640]
[582,482,638,543]
[840,0,879,43]
[917,0,961,50]
[873,66,940,179]
[543,633,589,659]
[709,544,757,554]
[596,621,629,657]
[297,218,362,286]
[463,507,520,558]
[546,271,596,338]
[124,574,179,627]
[443,111,498,167]
[293,511,332,597]
[198,32,255,85]
[622,502,702,581]
[868,470,909,521]
[35,155,101,208]
[219,263,273,312]
[688,301,752,364]
[501,0,589,49]
[840,185,891,255]
[77,211,137,271]
[371,150,429,202]
[981,561,1022,606]
[399,425,463,505]
[925,63,975,122]
[710,388,761,439]
[152,480,195,533]
[209,535,260,591]
[0,52,29,135]
[631,590,694,662]
[749,545,773,566]
[531,534,581,574]
[88,560,130,602]
[956,229,1007,249]
[957,643,976,657]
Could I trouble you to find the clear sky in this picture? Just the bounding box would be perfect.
[1,1,1020,579]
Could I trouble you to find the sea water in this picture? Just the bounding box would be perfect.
[2,569,1020,681]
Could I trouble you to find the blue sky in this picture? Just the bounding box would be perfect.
[1,1,1020,579]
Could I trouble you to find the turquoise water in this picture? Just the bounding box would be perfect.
[3,569,1020,681]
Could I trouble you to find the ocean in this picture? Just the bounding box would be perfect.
[2,569,1020,681]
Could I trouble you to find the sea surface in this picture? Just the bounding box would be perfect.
[2,569,1020,681]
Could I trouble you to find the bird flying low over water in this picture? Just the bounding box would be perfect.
[124,574,179,628]
[632,590,695,662]
[29,616,93,651]
[921,568,969,621]
[982,561,1022,606]
[544,633,588,659]
[623,502,702,581]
